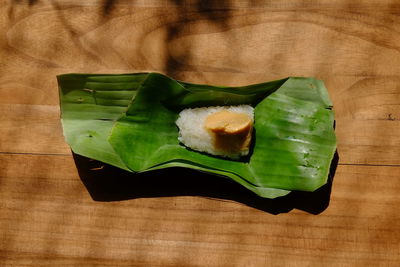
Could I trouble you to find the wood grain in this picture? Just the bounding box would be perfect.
[2,1,400,164]
[1,154,399,266]
[1,0,400,266]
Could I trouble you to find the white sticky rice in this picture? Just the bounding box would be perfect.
[176,105,254,159]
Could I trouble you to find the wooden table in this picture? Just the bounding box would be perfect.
[1,1,399,266]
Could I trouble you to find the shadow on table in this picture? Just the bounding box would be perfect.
[73,151,338,215]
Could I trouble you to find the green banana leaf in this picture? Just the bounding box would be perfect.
[58,73,336,199]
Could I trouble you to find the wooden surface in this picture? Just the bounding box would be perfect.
[1,0,400,266]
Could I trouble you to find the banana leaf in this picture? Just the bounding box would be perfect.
[58,73,336,199]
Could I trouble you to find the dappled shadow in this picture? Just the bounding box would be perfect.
[164,0,233,78]
[102,0,123,16]
[9,0,38,5]
[73,151,338,215]
[7,0,39,21]
[103,0,115,15]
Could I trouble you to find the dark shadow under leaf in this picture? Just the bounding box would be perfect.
[73,150,338,215]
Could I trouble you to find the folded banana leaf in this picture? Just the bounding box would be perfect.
[58,73,336,199]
